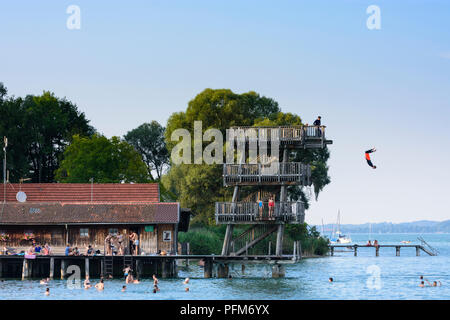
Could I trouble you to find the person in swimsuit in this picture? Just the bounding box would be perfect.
[258,199,263,220]
[365,148,377,169]
[84,275,92,289]
[268,197,275,220]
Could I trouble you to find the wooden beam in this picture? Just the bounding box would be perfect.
[235,226,278,256]
[85,258,89,279]
[49,257,54,279]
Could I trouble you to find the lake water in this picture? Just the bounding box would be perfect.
[1,233,449,300]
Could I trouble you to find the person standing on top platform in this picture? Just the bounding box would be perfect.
[313,116,322,137]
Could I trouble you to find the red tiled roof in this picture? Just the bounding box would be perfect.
[2,183,160,203]
[0,202,179,225]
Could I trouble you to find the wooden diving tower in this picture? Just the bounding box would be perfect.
[215,125,332,276]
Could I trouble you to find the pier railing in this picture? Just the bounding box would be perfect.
[215,201,305,224]
[223,162,311,186]
[228,125,327,147]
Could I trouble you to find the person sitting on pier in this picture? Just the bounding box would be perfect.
[366,240,372,246]
[65,244,71,256]
[42,243,52,255]
[373,240,379,247]
[70,247,80,256]
[85,245,94,256]
[34,243,42,254]
[365,148,377,169]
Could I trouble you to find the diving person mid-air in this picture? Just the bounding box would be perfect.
[365,148,377,169]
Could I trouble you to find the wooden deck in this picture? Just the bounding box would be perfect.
[228,125,332,148]
[215,201,305,224]
[223,162,311,186]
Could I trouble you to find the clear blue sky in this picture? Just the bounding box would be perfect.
[1,0,449,225]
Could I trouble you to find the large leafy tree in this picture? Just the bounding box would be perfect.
[0,84,94,182]
[55,134,150,183]
[124,121,169,180]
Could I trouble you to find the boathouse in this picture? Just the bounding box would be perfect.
[0,183,188,255]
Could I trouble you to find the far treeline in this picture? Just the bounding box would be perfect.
[0,83,331,255]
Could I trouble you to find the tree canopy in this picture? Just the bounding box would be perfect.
[0,84,94,182]
[124,121,169,180]
[55,134,150,183]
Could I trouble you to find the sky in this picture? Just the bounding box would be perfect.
[0,0,449,225]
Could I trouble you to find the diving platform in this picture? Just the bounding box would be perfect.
[215,201,305,224]
[228,125,332,148]
[223,162,311,186]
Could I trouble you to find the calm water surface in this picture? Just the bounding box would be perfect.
[1,233,449,300]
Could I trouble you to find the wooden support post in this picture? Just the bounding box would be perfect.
[272,264,285,278]
[396,246,400,257]
[61,259,66,280]
[0,259,2,278]
[85,258,89,279]
[221,224,234,256]
[49,257,54,279]
[275,224,285,256]
[204,259,213,278]
[22,259,28,281]
[136,260,141,279]
[375,246,379,257]
[330,246,334,256]
[416,246,420,256]
[28,260,33,278]
[354,245,358,257]
[100,259,104,278]
[268,241,271,256]
[297,241,302,260]
[161,259,168,279]
[241,264,245,275]
[217,264,229,278]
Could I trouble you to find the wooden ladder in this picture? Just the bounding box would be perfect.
[104,255,114,277]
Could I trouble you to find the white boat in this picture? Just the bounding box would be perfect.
[330,210,352,244]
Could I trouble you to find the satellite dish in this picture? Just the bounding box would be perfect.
[16,191,27,203]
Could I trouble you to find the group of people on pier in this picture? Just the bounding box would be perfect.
[104,231,139,256]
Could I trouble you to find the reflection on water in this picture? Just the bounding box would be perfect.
[0,234,449,300]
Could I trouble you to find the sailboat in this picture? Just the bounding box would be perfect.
[330,210,352,244]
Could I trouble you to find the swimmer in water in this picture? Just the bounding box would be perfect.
[84,275,92,289]
[122,285,127,292]
[45,288,50,296]
[329,277,334,283]
[95,279,104,290]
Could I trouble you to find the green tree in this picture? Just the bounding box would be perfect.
[55,134,150,183]
[0,85,94,182]
[124,121,169,180]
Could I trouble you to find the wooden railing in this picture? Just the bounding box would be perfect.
[228,125,326,143]
[223,162,311,186]
[215,201,305,224]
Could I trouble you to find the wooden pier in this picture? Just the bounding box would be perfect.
[329,244,436,257]
[0,251,301,280]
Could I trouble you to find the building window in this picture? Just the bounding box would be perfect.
[80,228,89,238]
[108,228,118,235]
